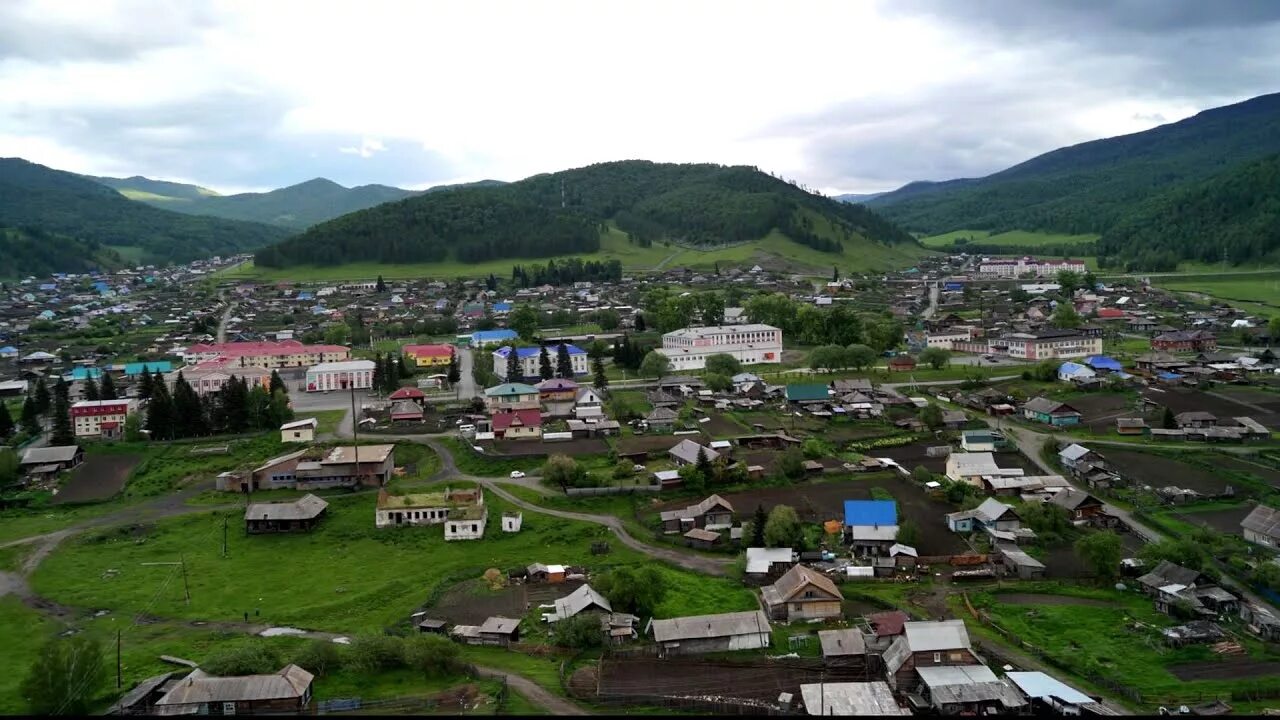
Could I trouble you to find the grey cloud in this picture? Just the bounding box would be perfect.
[887,0,1280,37]
[0,2,220,62]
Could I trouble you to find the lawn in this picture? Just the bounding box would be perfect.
[0,598,54,714]
[439,437,550,476]
[1158,273,1280,311]
[920,229,1100,249]
[309,409,348,437]
[89,434,292,498]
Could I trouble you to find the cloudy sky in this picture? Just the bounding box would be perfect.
[2,0,1279,195]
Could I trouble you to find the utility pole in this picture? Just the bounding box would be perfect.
[222,515,228,558]
[116,629,122,689]
[180,554,190,605]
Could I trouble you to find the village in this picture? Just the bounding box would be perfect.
[4,251,1280,716]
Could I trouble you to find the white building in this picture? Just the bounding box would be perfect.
[305,359,375,392]
[70,398,136,438]
[978,257,1087,278]
[655,324,783,371]
[925,329,973,350]
[445,506,488,541]
[375,487,484,530]
[501,511,523,533]
[945,452,1024,486]
[280,418,317,443]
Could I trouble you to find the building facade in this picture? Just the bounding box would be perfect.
[492,345,589,380]
[402,344,454,367]
[963,329,1102,360]
[71,398,135,438]
[170,366,272,396]
[977,257,1087,278]
[305,360,375,392]
[655,324,783,371]
[181,340,350,368]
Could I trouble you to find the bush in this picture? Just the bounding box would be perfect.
[293,639,342,677]
[553,613,604,649]
[403,634,463,678]
[611,462,635,480]
[202,642,283,676]
[779,446,806,479]
[346,634,405,673]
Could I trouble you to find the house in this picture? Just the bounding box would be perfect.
[760,564,844,622]
[444,503,488,540]
[939,410,968,430]
[1083,355,1124,373]
[667,438,720,466]
[469,329,518,347]
[644,406,678,431]
[542,584,613,623]
[799,682,908,716]
[1241,603,1280,642]
[491,409,543,440]
[402,344,454,367]
[152,665,315,716]
[19,445,84,477]
[1023,397,1082,426]
[744,547,796,580]
[388,386,427,406]
[648,610,772,657]
[913,665,1027,715]
[1048,488,1106,522]
[888,355,917,372]
[375,487,484,529]
[71,398,136,438]
[1116,417,1148,435]
[659,494,733,534]
[1152,330,1217,352]
[535,378,580,417]
[526,563,567,583]
[483,383,540,413]
[1057,361,1096,383]
[867,610,910,639]
[573,387,605,420]
[960,429,1009,452]
[883,620,981,693]
[998,544,1047,579]
[945,451,1022,486]
[279,418,317,444]
[1175,411,1217,429]
[1005,671,1106,716]
[817,629,870,671]
[244,494,329,534]
[1057,443,1101,471]
[683,527,722,549]
[786,383,831,404]
[843,500,899,556]
[389,400,425,423]
[452,617,521,646]
[946,498,1031,544]
[1136,561,1237,617]
[1241,505,1280,548]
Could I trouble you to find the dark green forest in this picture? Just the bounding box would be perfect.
[0,227,124,277]
[871,92,1280,267]
[0,158,289,271]
[255,161,916,268]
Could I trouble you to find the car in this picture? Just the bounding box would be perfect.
[632,464,646,472]
[510,470,526,479]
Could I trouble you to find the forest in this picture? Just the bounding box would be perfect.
[511,258,624,287]
[0,227,124,278]
[255,161,916,268]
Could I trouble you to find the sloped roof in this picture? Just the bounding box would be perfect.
[650,610,770,643]
[800,682,907,716]
[155,665,313,707]
[1004,671,1093,706]
[1243,505,1280,539]
[745,547,794,574]
[904,619,970,652]
[244,494,328,522]
[817,628,866,658]
[1048,488,1102,512]
[762,564,842,606]
[20,445,81,465]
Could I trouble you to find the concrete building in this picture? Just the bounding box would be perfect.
[305,360,375,392]
[492,344,588,380]
[655,324,783,371]
[977,257,1086,278]
[171,365,272,396]
[70,398,135,438]
[181,340,349,368]
[279,418,317,444]
[375,487,484,530]
[402,344,454,367]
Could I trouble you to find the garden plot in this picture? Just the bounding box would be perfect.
[1142,387,1280,429]
[53,454,140,504]
[426,578,584,626]
[615,434,707,456]
[1160,504,1256,536]
[594,658,858,703]
[1104,450,1232,496]
[1213,456,1280,488]
[489,438,609,457]
[1064,394,1140,432]
[1168,657,1280,681]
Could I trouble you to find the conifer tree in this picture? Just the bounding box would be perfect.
[147,382,175,440]
[555,344,573,379]
[20,395,41,436]
[83,375,99,402]
[592,355,608,390]
[538,345,553,380]
[99,372,118,401]
[372,353,385,393]
[137,369,154,400]
[505,346,521,381]
[0,401,13,438]
[33,377,51,415]
[50,377,74,446]
[447,351,461,385]
[270,369,287,395]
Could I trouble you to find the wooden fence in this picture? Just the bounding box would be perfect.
[566,485,661,496]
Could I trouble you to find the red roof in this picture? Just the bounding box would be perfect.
[389,387,426,400]
[403,344,453,358]
[184,340,348,357]
[1097,308,1125,318]
[867,610,909,637]
[491,409,543,431]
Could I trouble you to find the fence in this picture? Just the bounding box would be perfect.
[566,485,661,496]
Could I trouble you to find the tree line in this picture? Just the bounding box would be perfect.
[511,257,623,287]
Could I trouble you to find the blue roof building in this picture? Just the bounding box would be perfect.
[67,367,102,380]
[843,500,898,527]
[1057,361,1095,382]
[0,346,17,358]
[471,329,518,347]
[493,302,512,312]
[494,344,586,360]
[123,361,172,376]
[1082,355,1123,372]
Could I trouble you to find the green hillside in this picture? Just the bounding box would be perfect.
[0,157,289,272]
[254,160,918,270]
[0,227,125,278]
[871,92,1280,265]
[88,175,221,202]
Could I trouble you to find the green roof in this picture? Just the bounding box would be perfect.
[786,383,831,402]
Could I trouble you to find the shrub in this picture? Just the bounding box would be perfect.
[403,634,463,678]
[346,634,405,673]
[293,639,342,677]
[553,613,604,649]
[202,642,283,676]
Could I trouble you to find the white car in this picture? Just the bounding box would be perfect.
[510,471,526,479]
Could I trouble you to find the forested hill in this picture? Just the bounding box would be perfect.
[0,158,289,271]
[1098,153,1280,271]
[254,160,917,268]
[869,92,1280,243]
[0,227,125,278]
[88,175,507,229]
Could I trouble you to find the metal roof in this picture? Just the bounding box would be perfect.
[549,584,612,622]
[155,665,313,707]
[745,547,794,574]
[1242,505,1280,539]
[800,682,907,716]
[20,445,81,465]
[904,619,971,652]
[843,499,897,527]
[917,664,998,687]
[817,628,866,658]
[479,616,521,635]
[649,610,770,643]
[244,494,329,522]
[1005,671,1103,706]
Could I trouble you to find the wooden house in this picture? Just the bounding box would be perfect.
[761,564,843,622]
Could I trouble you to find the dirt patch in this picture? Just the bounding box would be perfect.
[1169,657,1280,681]
[996,593,1112,607]
[1104,449,1234,496]
[700,412,746,438]
[1163,505,1256,535]
[426,578,582,626]
[1143,387,1280,429]
[616,434,707,456]
[489,438,608,457]
[53,454,140,504]
[1068,394,1140,432]
[596,658,860,702]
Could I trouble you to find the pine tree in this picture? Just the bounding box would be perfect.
[270,370,286,395]
[171,373,207,438]
[383,353,400,393]
[99,372,117,401]
[33,377,51,415]
[696,445,713,481]
[20,395,40,436]
[268,389,293,428]
[505,346,520,381]
[634,314,646,332]
[147,382,175,440]
[555,344,573,379]
[0,401,13,438]
[246,385,271,430]
[832,265,839,282]
[223,376,250,433]
[592,355,608,390]
[50,377,74,446]
[447,351,460,385]
[751,504,767,547]
[83,375,100,402]
[538,345,553,380]
[375,275,387,293]
[372,353,385,393]
[397,354,410,378]
[137,369,154,400]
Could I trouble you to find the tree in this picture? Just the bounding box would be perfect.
[538,345,554,380]
[542,454,587,490]
[324,323,351,345]
[764,505,804,548]
[83,375,100,402]
[896,520,921,547]
[146,382,176,440]
[122,412,143,442]
[508,305,540,341]
[403,634,462,678]
[704,353,741,377]
[555,344,573,379]
[99,372,117,401]
[50,378,74,446]
[704,372,731,392]
[918,347,951,370]
[1161,406,1177,429]
[778,446,806,480]
[1075,531,1123,581]
[832,265,839,282]
[447,351,460,385]
[1139,537,1208,571]
[1269,316,1280,345]
[919,403,943,429]
[677,462,706,493]
[171,372,207,438]
[633,313,647,332]
[505,346,521,380]
[203,642,283,676]
[697,292,725,326]
[33,377,51,415]
[292,639,341,677]
[638,351,671,379]
[371,352,385,392]
[1050,303,1082,329]
[695,445,713,480]
[21,395,41,436]
[809,344,849,371]
[0,402,12,439]
[751,504,767,546]
[21,635,105,716]
[270,369,287,395]
[596,566,667,619]
[137,368,154,400]
[592,355,608,390]
[595,309,620,331]
[397,354,411,378]
[1056,269,1082,296]
[375,274,387,293]
[553,612,604,649]
[0,447,17,489]
[845,344,877,371]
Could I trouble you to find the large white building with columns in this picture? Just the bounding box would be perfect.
[654,324,783,371]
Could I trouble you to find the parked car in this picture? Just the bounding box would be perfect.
[510,470,526,479]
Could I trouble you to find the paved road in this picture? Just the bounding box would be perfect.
[456,347,478,401]
[215,289,233,344]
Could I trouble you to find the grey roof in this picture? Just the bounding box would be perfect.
[1048,488,1100,512]
[20,445,80,465]
[1058,444,1091,462]
[244,494,328,522]
[1242,505,1280,540]
[479,616,521,635]
[1024,396,1077,415]
[649,610,770,643]
[667,438,720,465]
[110,672,175,713]
[917,664,999,687]
[1000,546,1046,569]
[973,498,1018,525]
[659,494,733,522]
[744,547,794,574]
[800,682,907,716]
[818,628,866,658]
[645,407,678,421]
[904,619,970,652]
[550,584,612,622]
[1137,560,1204,589]
[882,635,911,675]
[155,665,313,707]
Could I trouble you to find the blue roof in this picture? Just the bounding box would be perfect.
[124,361,172,376]
[472,329,518,342]
[1083,355,1123,371]
[495,344,585,359]
[493,302,512,311]
[843,500,898,527]
[1058,361,1090,375]
[0,346,16,354]
[1157,372,1183,380]
[68,367,102,380]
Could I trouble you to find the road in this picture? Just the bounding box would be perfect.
[455,347,478,401]
[922,281,939,320]
[215,289,234,344]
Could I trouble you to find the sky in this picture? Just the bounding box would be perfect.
[2,0,1279,196]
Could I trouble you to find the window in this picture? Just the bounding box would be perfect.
[933,652,942,663]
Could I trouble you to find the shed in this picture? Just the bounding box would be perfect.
[800,682,908,716]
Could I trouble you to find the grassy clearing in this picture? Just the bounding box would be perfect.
[308,409,348,436]
[439,438,548,476]
[0,502,124,545]
[920,229,1100,249]
[0,598,53,714]
[1158,273,1280,311]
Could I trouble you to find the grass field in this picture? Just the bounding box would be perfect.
[1158,272,1280,312]
[920,229,1100,249]
[217,224,931,283]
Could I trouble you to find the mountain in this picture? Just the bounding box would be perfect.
[89,175,509,230]
[0,227,126,278]
[0,158,289,275]
[835,191,887,204]
[869,93,1280,247]
[1098,153,1280,270]
[254,160,917,269]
